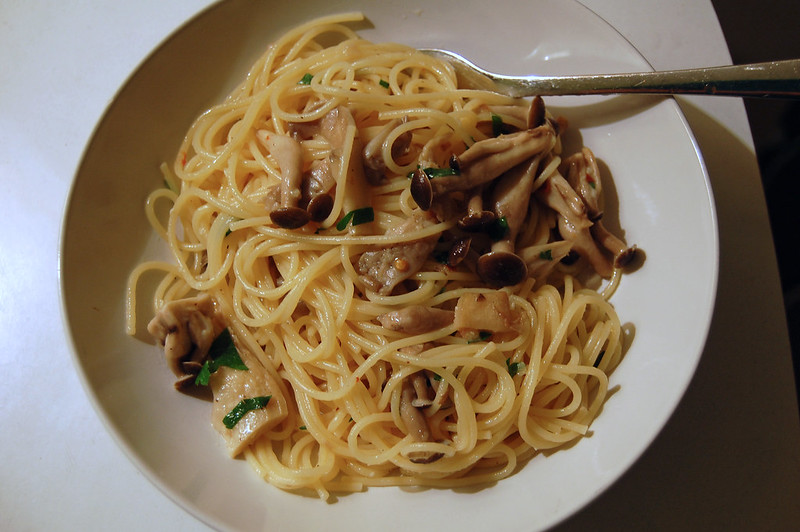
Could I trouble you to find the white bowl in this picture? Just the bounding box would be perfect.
[60,0,718,530]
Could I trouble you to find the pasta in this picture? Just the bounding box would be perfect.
[126,12,639,499]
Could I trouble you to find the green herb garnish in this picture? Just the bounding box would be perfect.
[298,73,314,85]
[539,249,553,261]
[379,79,390,88]
[336,206,374,230]
[194,329,248,386]
[467,331,493,344]
[487,216,509,241]
[406,166,460,179]
[223,396,271,429]
[491,113,505,137]
[506,358,526,377]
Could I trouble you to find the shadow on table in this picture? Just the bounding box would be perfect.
[555,99,800,531]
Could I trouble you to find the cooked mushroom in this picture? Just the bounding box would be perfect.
[453,291,521,337]
[457,188,496,231]
[362,117,412,185]
[209,364,289,457]
[147,293,223,390]
[436,124,556,196]
[562,147,638,268]
[477,249,528,288]
[356,209,438,295]
[536,171,615,278]
[258,131,311,229]
[476,155,543,287]
[377,305,454,335]
[399,382,443,463]
[447,236,472,267]
[527,95,546,129]
[321,106,373,233]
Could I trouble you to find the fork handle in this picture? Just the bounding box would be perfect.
[508,59,800,98]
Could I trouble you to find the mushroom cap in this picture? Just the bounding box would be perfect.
[306,194,334,222]
[270,206,311,228]
[448,237,471,267]
[457,210,496,232]
[477,251,528,287]
[409,168,433,210]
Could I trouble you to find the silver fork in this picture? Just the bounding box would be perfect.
[420,48,800,99]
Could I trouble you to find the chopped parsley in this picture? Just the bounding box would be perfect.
[223,396,271,429]
[379,79,390,88]
[336,206,374,230]
[506,358,526,377]
[298,73,314,85]
[194,329,248,386]
[407,166,460,179]
[539,249,553,261]
[467,331,493,344]
[487,216,509,241]
[491,113,506,137]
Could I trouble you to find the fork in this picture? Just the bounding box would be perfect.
[420,48,800,99]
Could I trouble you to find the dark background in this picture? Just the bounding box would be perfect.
[712,0,800,407]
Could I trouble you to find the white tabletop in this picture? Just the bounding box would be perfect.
[2,1,799,530]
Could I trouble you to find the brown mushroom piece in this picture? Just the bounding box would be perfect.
[453,291,522,337]
[209,364,289,457]
[438,124,556,195]
[457,187,496,231]
[362,117,412,185]
[320,106,373,232]
[377,305,455,335]
[356,209,439,295]
[562,147,638,268]
[527,95,547,129]
[536,171,614,278]
[147,293,223,390]
[258,131,311,229]
[477,155,544,287]
[399,382,443,464]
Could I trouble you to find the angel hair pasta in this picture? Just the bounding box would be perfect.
[126,12,639,499]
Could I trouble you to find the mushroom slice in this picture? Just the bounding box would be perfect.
[562,147,603,220]
[536,171,614,278]
[562,147,638,267]
[477,249,528,288]
[356,209,438,295]
[147,293,223,390]
[257,131,311,229]
[458,188,495,231]
[527,96,546,129]
[377,305,454,335]
[453,291,521,336]
[209,365,289,457]
[439,124,556,195]
[476,155,544,287]
[399,382,443,464]
[322,106,373,232]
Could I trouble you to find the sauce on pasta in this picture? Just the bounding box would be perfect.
[126,12,638,499]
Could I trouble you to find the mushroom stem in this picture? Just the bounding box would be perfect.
[458,188,495,231]
[258,131,313,229]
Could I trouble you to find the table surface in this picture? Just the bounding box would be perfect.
[2,1,799,530]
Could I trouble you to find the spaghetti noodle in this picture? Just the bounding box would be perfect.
[126,12,638,499]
